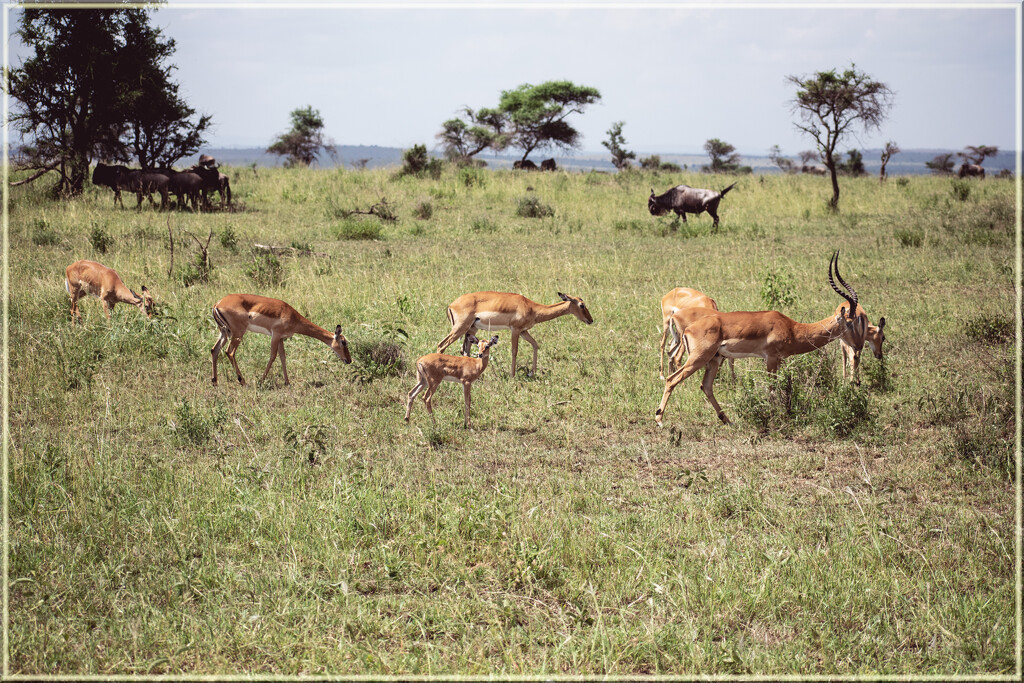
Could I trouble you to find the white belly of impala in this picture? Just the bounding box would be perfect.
[471,314,511,332]
[248,323,273,336]
[442,375,461,382]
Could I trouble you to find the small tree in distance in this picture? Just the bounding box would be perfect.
[958,145,998,166]
[267,106,336,167]
[788,64,894,211]
[602,121,636,170]
[769,145,796,173]
[702,138,742,173]
[436,106,507,164]
[926,153,956,175]
[879,141,900,181]
[497,80,601,163]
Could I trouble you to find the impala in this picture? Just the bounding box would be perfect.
[659,287,735,380]
[835,303,886,386]
[406,334,499,428]
[655,251,860,426]
[437,291,594,378]
[210,294,351,386]
[65,259,154,322]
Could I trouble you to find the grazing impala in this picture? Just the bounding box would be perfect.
[437,291,594,378]
[406,334,499,428]
[655,251,860,426]
[210,294,351,386]
[659,287,734,380]
[836,303,886,386]
[65,259,154,322]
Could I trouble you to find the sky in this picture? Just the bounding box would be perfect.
[5,1,1021,157]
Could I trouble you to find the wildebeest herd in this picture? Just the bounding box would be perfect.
[75,168,886,429]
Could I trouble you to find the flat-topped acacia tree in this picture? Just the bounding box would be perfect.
[788,65,894,212]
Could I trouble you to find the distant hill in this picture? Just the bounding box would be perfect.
[186,146,1016,176]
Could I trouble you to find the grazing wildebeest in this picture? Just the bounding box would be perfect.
[189,163,232,207]
[92,163,132,207]
[801,165,827,176]
[157,168,206,211]
[513,159,538,171]
[958,163,985,179]
[540,158,557,171]
[648,182,737,229]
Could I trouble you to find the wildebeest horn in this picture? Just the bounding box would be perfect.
[828,250,857,313]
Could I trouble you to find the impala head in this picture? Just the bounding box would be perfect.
[648,189,668,216]
[558,292,594,324]
[477,335,500,356]
[866,317,886,359]
[332,325,352,364]
[132,286,155,318]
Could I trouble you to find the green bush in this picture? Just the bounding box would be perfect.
[332,219,382,241]
[245,250,285,287]
[516,196,554,218]
[759,267,796,310]
[170,399,228,447]
[458,166,487,188]
[964,314,1013,344]
[219,225,239,253]
[89,224,112,254]
[31,219,59,246]
[413,200,433,220]
[894,229,923,247]
[398,144,443,179]
[950,179,971,202]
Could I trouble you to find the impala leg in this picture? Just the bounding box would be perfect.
[659,318,670,380]
[437,316,476,353]
[260,335,282,384]
[510,329,521,378]
[852,348,862,386]
[700,356,730,424]
[423,384,438,425]
[225,336,246,385]
[405,371,427,423]
[521,330,540,377]
[278,340,289,386]
[463,383,473,429]
[655,341,718,427]
[210,329,230,385]
[460,325,479,356]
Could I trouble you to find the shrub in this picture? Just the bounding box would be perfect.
[950,180,971,202]
[31,219,59,246]
[894,229,923,247]
[245,250,285,287]
[170,399,228,447]
[219,225,239,253]
[458,166,487,188]
[413,201,433,220]
[470,217,498,233]
[332,219,382,241]
[350,322,407,384]
[398,144,443,179]
[516,196,554,218]
[89,224,112,254]
[759,268,796,310]
[284,421,331,465]
[964,314,1013,344]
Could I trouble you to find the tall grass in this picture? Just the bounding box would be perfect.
[7,165,1017,676]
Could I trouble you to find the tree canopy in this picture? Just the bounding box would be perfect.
[788,64,894,210]
[8,7,210,197]
[703,138,742,173]
[267,106,336,167]
[496,81,601,162]
[436,107,507,164]
[602,121,636,170]
[958,145,999,166]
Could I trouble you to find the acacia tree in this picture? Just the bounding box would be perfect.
[436,106,507,164]
[926,153,956,175]
[958,145,999,166]
[879,141,900,181]
[267,106,336,167]
[8,7,210,196]
[497,81,601,162]
[788,65,894,211]
[602,121,636,170]
[703,138,742,173]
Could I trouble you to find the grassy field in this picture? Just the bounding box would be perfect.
[6,163,1019,676]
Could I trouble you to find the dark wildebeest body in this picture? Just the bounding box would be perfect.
[513,159,538,171]
[189,164,231,207]
[157,168,210,211]
[958,163,985,179]
[801,165,827,176]
[92,163,132,207]
[648,182,737,229]
[540,158,557,171]
[118,170,170,210]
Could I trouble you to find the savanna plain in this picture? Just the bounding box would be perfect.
[7,163,1019,676]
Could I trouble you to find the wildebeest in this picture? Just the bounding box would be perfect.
[156,168,209,211]
[801,165,827,176]
[513,159,538,171]
[648,182,737,229]
[540,158,557,171]
[118,170,170,211]
[92,163,132,207]
[189,163,232,207]
[958,163,985,179]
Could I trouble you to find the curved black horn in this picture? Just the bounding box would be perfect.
[828,250,857,312]
[832,250,858,308]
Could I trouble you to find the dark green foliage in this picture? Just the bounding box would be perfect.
[950,180,971,202]
[171,399,227,447]
[703,138,742,173]
[863,359,894,393]
[413,201,433,220]
[926,153,955,175]
[267,106,335,167]
[31,219,59,246]
[640,155,682,172]
[245,250,285,287]
[89,224,112,254]
[458,166,487,188]
[602,121,636,170]
[351,323,407,384]
[498,80,601,161]
[964,314,1013,344]
[399,144,443,179]
[759,268,796,310]
[838,149,866,176]
[219,225,239,253]
[516,196,554,218]
[333,219,382,241]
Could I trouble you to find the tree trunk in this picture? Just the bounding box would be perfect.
[825,154,840,212]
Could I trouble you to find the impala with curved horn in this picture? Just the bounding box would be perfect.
[210,294,351,386]
[655,251,860,426]
[825,254,887,386]
[437,291,594,378]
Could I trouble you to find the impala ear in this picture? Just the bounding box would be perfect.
[490,335,499,345]
[557,292,569,301]
[878,317,886,329]
[334,325,342,337]
[141,286,148,292]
